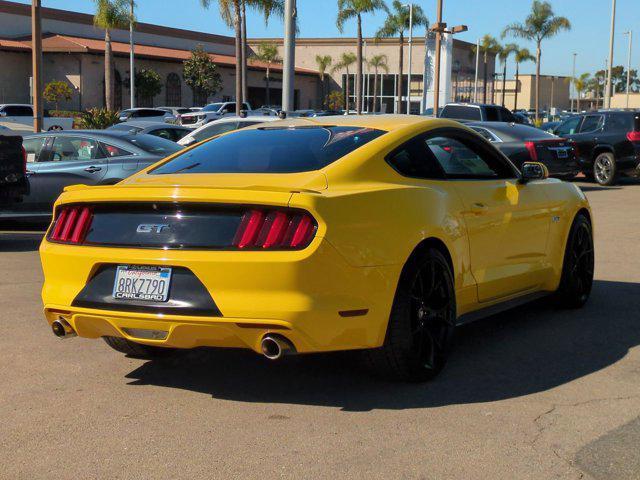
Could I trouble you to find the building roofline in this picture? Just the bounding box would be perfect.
[0,0,235,45]
[249,36,478,50]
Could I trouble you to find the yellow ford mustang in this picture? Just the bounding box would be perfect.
[39,115,594,381]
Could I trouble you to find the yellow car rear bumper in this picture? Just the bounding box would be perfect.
[40,237,401,353]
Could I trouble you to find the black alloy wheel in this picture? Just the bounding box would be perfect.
[368,248,456,382]
[557,214,594,308]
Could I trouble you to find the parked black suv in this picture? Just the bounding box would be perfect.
[554,110,640,185]
[440,103,522,123]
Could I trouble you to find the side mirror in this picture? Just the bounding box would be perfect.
[520,162,549,184]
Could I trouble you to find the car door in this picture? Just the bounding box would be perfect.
[424,130,551,302]
[569,114,604,170]
[2,105,33,128]
[29,136,108,212]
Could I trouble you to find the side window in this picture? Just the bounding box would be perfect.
[425,135,513,179]
[193,122,238,142]
[50,137,104,162]
[607,114,633,131]
[386,138,444,179]
[23,137,47,162]
[485,107,500,122]
[579,115,604,133]
[5,106,33,116]
[101,143,133,158]
[151,128,174,140]
[556,117,582,136]
[139,109,160,118]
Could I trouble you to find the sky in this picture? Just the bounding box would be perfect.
[14,0,640,78]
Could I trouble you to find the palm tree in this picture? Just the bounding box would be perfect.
[368,54,389,112]
[202,0,242,114]
[513,47,535,111]
[336,0,388,114]
[375,0,428,113]
[93,0,129,111]
[498,43,518,107]
[241,0,284,104]
[316,55,333,110]
[252,43,281,107]
[571,73,590,112]
[471,35,500,104]
[332,52,357,112]
[502,0,571,121]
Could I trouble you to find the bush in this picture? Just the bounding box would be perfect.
[326,90,345,111]
[77,108,120,129]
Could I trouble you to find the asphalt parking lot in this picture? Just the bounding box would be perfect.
[1,180,639,480]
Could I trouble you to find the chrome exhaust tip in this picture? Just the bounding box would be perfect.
[261,334,295,360]
[51,318,76,339]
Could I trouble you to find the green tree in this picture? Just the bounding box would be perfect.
[130,68,162,107]
[571,73,590,112]
[502,0,571,121]
[252,43,281,107]
[93,0,129,111]
[326,90,345,111]
[183,45,223,106]
[513,47,535,111]
[332,52,357,112]
[77,108,120,129]
[376,0,428,113]
[315,55,333,110]
[497,43,518,107]
[368,54,389,112]
[337,0,388,114]
[43,80,73,112]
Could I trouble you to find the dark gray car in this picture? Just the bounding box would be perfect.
[5,130,182,219]
[107,121,191,142]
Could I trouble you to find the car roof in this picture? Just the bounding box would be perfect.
[24,129,146,142]
[112,121,188,129]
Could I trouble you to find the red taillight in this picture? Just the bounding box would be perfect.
[21,146,26,174]
[233,209,316,250]
[626,131,640,142]
[49,206,93,244]
[525,141,538,161]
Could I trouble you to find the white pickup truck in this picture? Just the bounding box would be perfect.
[179,101,254,128]
[0,104,74,131]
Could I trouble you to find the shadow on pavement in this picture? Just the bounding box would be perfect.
[0,232,43,252]
[126,280,640,411]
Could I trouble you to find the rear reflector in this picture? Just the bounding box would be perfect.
[627,131,640,142]
[49,206,93,244]
[234,209,316,250]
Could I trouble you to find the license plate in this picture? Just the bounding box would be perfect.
[556,149,569,159]
[112,265,172,302]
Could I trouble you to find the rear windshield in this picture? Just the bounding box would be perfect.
[441,105,482,120]
[202,103,225,112]
[150,126,385,174]
[125,134,183,155]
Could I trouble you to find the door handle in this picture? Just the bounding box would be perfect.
[84,166,102,173]
[470,202,489,214]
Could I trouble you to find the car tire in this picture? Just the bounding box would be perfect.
[367,248,456,382]
[555,214,594,309]
[593,152,617,186]
[102,336,177,359]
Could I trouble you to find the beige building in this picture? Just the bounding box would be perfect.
[0,0,318,111]
[610,92,640,109]
[502,74,571,112]
[250,36,497,113]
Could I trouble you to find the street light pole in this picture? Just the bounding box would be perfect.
[31,0,43,133]
[432,0,443,117]
[605,0,616,109]
[571,52,576,112]
[624,30,632,109]
[129,0,135,109]
[282,0,296,113]
[405,3,413,115]
[474,38,480,102]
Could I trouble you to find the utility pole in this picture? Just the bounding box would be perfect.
[474,38,480,102]
[571,52,576,112]
[605,0,616,109]
[624,30,632,108]
[405,3,413,114]
[282,0,296,112]
[129,0,135,109]
[432,0,443,116]
[31,0,43,133]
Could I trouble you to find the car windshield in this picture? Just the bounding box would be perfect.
[124,135,183,155]
[202,103,225,112]
[151,126,385,174]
